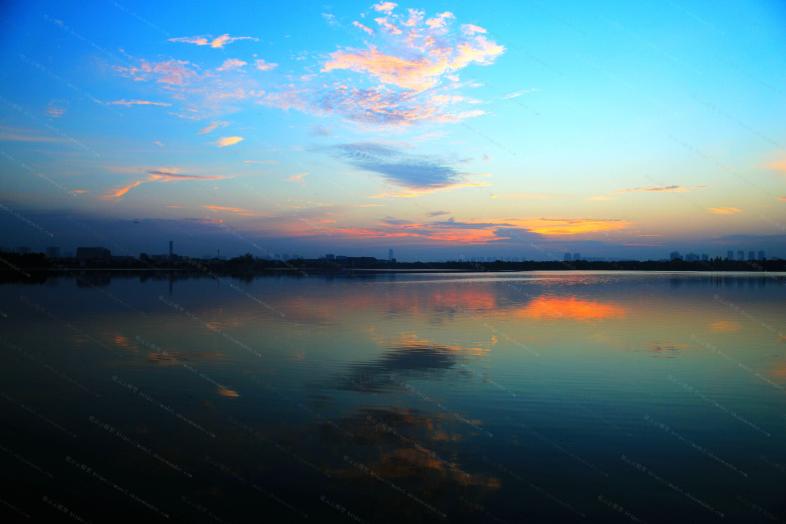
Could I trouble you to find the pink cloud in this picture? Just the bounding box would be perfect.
[461,23,487,35]
[353,21,375,35]
[217,58,247,72]
[372,2,397,13]
[216,136,244,147]
[115,59,198,86]
[255,59,278,72]
[104,168,225,200]
[168,34,258,49]
[199,120,229,135]
[109,99,172,107]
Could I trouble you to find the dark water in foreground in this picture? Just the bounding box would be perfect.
[1,271,785,523]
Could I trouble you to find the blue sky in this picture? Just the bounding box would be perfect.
[1,0,785,260]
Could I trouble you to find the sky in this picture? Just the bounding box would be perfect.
[1,0,785,260]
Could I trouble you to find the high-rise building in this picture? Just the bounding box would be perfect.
[758,250,766,260]
[726,250,734,260]
[388,248,394,261]
[168,240,173,259]
[737,250,744,261]
[563,252,572,262]
[748,251,755,261]
[573,252,581,261]
[670,251,682,261]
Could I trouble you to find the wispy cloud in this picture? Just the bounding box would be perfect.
[617,185,704,193]
[370,181,489,198]
[590,184,705,201]
[708,207,742,215]
[217,58,247,72]
[255,59,278,72]
[104,168,225,200]
[353,21,375,35]
[203,204,256,216]
[216,136,244,147]
[168,34,258,49]
[115,59,198,85]
[501,89,533,100]
[287,172,308,183]
[108,99,172,107]
[0,126,65,143]
[46,102,66,118]
[199,120,229,135]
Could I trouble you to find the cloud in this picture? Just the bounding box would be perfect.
[370,181,489,198]
[323,34,503,92]
[373,2,397,13]
[217,58,247,72]
[425,11,454,29]
[108,99,172,107]
[168,34,258,49]
[428,210,450,217]
[780,196,786,202]
[353,21,375,35]
[303,213,629,245]
[0,126,66,143]
[618,185,704,193]
[255,59,278,72]
[708,207,742,215]
[115,59,198,85]
[216,136,244,147]
[203,204,256,216]
[312,4,503,125]
[337,142,463,189]
[47,102,66,118]
[114,6,502,127]
[287,172,308,183]
[461,24,487,35]
[104,168,225,200]
[199,120,229,135]
[501,89,533,100]
[508,218,630,236]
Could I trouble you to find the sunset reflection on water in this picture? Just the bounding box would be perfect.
[1,271,785,523]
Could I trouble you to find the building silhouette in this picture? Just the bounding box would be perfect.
[45,246,60,258]
[563,252,572,262]
[726,250,734,260]
[76,247,111,260]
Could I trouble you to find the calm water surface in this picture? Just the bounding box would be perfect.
[1,271,785,522]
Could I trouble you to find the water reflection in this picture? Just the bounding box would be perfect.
[1,271,785,523]
[513,295,627,320]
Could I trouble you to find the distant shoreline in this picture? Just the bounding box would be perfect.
[2,251,786,282]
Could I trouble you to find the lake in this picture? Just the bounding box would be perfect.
[1,271,785,523]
